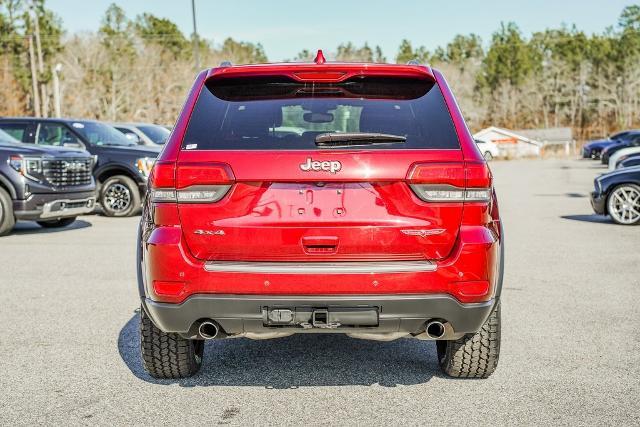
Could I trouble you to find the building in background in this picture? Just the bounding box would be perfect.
[473,126,542,158]
[515,127,575,157]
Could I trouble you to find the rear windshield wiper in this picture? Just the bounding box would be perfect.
[315,132,406,148]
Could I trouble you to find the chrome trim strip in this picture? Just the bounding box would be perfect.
[203,260,436,274]
[40,197,96,219]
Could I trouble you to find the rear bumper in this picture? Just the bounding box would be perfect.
[142,294,497,339]
[13,191,96,220]
[142,224,500,303]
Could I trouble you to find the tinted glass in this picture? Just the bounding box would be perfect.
[138,125,170,144]
[36,123,82,146]
[183,76,460,150]
[72,122,135,146]
[619,132,640,142]
[0,128,20,145]
[0,123,28,141]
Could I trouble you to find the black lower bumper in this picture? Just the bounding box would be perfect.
[143,294,497,340]
[590,191,606,215]
[13,191,96,220]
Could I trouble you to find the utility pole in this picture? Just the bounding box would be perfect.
[31,1,48,117]
[28,35,41,117]
[191,0,200,71]
[52,63,62,118]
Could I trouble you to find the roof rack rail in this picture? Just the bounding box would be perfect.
[219,61,233,67]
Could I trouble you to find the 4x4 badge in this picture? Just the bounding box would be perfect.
[194,229,225,236]
[300,157,342,174]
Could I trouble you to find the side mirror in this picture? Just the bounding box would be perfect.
[125,133,141,144]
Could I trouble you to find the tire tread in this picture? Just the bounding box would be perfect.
[139,307,202,379]
[438,301,501,379]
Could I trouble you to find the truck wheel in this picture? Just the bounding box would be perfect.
[436,301,501,378]
[100,175,140,217]
[139,306,204,379]
[36,217,76,228]
[0,187,15,236]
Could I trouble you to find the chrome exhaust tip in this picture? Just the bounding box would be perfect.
[425,320,446,339]
[198,321,219,339]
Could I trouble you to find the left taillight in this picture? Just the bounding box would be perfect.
[407,162,492,203]
[149,161,234,203]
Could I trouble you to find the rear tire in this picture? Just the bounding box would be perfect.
[0,187,15,236]
[140,306,204,379]
[36,217,76,228]
[100,175,140,217]
[436,301,501,378]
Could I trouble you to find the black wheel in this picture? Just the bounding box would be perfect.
[606,184,640,225]
[140,307,204,379]
[0,186,15,236]
[436,301,501,378]
[483,151,493,161]
[36,217,77,228]
[100,175,140,217]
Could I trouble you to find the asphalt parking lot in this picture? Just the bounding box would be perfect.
[1,159,639,425]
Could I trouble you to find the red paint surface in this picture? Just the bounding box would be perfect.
[145,62,501,305]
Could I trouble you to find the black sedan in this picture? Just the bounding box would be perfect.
[591,166,640,225]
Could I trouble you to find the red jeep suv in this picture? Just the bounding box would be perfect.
[138,53,503,379]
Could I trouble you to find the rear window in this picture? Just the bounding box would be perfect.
[182,76,460,150]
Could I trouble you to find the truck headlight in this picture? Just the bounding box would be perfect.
[9,155,42,181]
[136,157,155,178]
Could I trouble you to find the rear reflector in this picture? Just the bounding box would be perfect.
[153,280,185,296]
[451,280,490,303]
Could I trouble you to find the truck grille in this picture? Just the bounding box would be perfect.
[43,158,93,186]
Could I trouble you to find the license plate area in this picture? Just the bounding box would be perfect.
[262,306,379,328]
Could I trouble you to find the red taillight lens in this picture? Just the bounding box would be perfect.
[149,161,176,189]
[465,162,492,188]
[176,162,235,188]
[150,162,234,204]
[407,162,492,203]
[407,163,465,187]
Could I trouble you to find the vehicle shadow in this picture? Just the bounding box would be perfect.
[9,219,92,235]
[534,192,587,198]
[561,214,614,224]
[118,313,442,388]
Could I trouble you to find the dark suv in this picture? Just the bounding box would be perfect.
[0,129,95,235]
[138,54,503,379]
[0,118,160,217]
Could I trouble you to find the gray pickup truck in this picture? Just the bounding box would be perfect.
[0,129,96,235]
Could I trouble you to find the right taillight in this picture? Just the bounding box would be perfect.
[149,161,234,203]
[407,162,492,203]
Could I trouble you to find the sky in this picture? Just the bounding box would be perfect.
[48,0,630,61]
